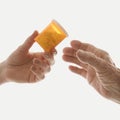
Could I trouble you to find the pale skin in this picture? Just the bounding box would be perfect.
[63,40,120,104]
[0,31,56,84]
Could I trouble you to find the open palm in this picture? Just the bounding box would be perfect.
[63,40,120,103]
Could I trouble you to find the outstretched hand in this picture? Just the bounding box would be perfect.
[63,40,120,103]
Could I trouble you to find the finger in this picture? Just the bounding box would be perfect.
[69,65,87,78]
[28,72,36,83]
[63,47,76,57]
[43,52,55,65]
[76,49,107,72]
[33,58,51,73]
[62,55,88,69]
[69,64,99,91]
[32,52,55,66]
[21,31,38,52]
[71,40,109,58]
[49,48,57,55]
[30,65,45,80]
[71,40,85,50]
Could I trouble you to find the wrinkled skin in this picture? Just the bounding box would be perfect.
[63,40,120,104]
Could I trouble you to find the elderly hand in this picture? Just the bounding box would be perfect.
[0,31,56,84]
[63,40,120,104]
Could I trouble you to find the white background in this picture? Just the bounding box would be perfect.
[0,0,120,120]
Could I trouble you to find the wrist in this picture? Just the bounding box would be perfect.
[0,61,7,84]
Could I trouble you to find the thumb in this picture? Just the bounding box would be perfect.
[21,31,38,52]
[76,49,106,72]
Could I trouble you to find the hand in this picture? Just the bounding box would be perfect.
[1,31,56,84]
[63,40,120,103]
